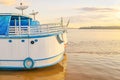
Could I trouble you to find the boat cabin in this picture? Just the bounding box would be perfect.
[0,14,40,35]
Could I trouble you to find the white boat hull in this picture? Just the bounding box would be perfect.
[0,32,66,70]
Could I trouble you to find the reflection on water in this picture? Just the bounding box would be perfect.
[0,55,67,80]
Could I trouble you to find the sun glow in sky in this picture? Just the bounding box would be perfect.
[0,0,120,28]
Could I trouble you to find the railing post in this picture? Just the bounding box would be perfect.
[28,19,31,34]
[39,25,41,33]
[19,16,21,35]
[47,25,49,33]
[15,19,17,34]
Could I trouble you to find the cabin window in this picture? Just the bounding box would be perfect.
[10,16,19,26]
[21,16,29,26]
[10,16,30,26]
[30,21,40,27]
[10,16,40,27]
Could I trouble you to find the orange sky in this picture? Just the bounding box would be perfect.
[0,0,120,28]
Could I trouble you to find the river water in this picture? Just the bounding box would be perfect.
[66,29,120,80]
[1,29,120,80]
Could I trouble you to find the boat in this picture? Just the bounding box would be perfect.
[0,3,68,70]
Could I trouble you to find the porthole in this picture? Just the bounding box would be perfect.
[21,40,25,42]
[31,41,34,44]
[8,40,12,43]
[35,39,38,42]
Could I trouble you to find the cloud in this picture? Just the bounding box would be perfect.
[68,14,110,24]
[78,7,119,12]
[0,0,16,5]
[71,7,119,24]
[67,14,120,28]
[65,11,119,27]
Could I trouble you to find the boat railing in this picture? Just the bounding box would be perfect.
[9,26,29,35]
[9,24,65,35]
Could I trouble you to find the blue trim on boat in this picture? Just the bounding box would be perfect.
[0,51,64,62]
[0,31,63,39]
[0,67,24,70]
[0,53,64,70]
[34,52,64,61]
[34,55,64,68]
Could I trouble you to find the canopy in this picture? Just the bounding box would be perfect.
[0,16,11,35]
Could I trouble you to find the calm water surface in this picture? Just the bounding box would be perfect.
[1,29,120,80]
[66,29,120,80]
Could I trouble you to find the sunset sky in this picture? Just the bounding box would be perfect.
[0,0,120,28]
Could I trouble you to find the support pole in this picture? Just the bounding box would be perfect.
[19,16,21,35]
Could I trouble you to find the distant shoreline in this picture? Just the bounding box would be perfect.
[68,28,120,30]
[79,26,120,29]
[80,28,120,29]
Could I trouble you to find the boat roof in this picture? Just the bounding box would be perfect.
[0,13,32,19]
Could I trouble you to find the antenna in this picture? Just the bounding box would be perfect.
[15,3,28,15]
[30,10,39,20]
[61,17,63,27]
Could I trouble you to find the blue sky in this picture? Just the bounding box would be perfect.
[0,0,120,28]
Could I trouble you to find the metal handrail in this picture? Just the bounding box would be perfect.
[9,24,65,35]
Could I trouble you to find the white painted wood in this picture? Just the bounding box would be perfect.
[0,39,12,59]
[11,39,29,60]
[34,53,63,67]
[0,39,28,60]
[0,34,65,68]
[29,36,64,59]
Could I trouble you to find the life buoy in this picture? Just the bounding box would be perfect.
[23,57,34,69]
